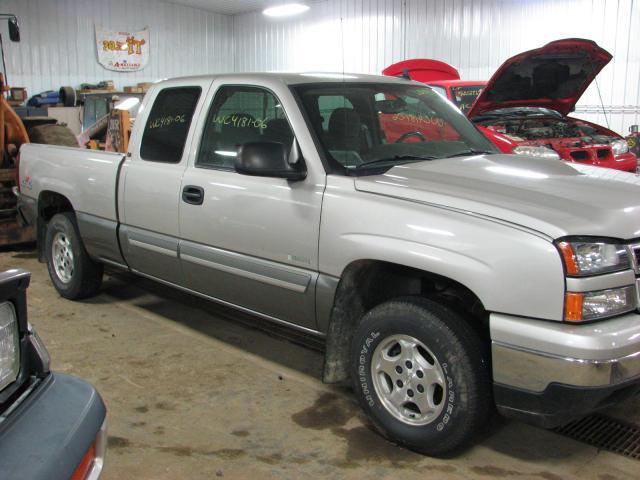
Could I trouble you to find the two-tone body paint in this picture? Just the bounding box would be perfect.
[16,74,640,401]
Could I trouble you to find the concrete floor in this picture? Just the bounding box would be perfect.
[1,248,639,480]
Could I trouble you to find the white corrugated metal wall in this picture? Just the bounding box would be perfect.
[1,0,234,96]
[1,0,638,134]
[232,0,640,135]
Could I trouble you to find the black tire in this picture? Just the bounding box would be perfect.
[45,212,103,299]
[350,297,491,456]
[59,86,76,107]
[28,124,78,147]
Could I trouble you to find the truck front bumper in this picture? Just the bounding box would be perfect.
[0,372,107,480]
[491,312,640,428]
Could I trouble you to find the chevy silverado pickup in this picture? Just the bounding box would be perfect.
[15,73,640,455]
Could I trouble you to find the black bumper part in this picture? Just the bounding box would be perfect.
[494,379,640,429]
[0,372,106,480]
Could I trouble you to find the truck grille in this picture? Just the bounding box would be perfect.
[567,147,612,162]
[570,150,589,161]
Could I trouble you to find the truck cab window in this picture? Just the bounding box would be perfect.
[140,87,201,163]
[197,86,294,169]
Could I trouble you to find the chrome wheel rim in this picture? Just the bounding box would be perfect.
[52,232,74,283]
[371,334,446,426]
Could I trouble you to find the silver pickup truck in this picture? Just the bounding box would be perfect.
[16,73,640,455]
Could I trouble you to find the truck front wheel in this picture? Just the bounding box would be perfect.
[350,297,491,456]
[45,212,103,299]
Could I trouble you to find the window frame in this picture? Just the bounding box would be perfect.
[139,86,203,164]
[195,84,296,172]
[428,85,448,99]
[288,84,348,175]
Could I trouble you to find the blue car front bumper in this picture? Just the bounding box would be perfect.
[0,372,107,480]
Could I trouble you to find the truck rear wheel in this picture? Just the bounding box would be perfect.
[45,212,103,299]
[350,297,491,456]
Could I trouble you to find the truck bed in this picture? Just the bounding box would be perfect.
[19,143,124,222]
[18,143,127,264]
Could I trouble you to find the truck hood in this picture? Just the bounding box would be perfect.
[354,154,640,239]
[467,38,612,118]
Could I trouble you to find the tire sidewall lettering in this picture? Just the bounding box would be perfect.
[358,330,380,407]
[436,362,456,432]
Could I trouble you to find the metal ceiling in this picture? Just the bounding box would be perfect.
[233,0,640,135]
[168,0,293,15]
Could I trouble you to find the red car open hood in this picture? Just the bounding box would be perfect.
[382,59,461,83]
[467,38,612,118]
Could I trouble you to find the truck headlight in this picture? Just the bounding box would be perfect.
[565,286,636,322]
[0,302,20,391]
[557,239,631,276]
[512,145,560,160]
[611,139,629,156]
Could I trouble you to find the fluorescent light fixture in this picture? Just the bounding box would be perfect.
[263,3,309,17]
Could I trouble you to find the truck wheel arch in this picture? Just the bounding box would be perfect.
[322,259,488,384]
[36,191,75,262]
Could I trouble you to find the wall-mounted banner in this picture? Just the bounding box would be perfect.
[95,25,149,72]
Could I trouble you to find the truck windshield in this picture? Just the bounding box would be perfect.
[294,82,497,175]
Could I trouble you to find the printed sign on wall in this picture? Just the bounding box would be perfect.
[95,25,149,72]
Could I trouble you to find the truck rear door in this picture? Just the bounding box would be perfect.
[118,80,211,284]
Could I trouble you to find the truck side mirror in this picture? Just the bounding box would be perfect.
[8,17,20,42]
[235,141,306,181]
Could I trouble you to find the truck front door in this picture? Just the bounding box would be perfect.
[178,82,325,330]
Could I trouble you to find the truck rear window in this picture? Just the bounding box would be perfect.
[140,87,201,163]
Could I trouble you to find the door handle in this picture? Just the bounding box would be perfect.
[182,185,204,205]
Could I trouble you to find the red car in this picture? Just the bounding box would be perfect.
[383,39,637,172]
